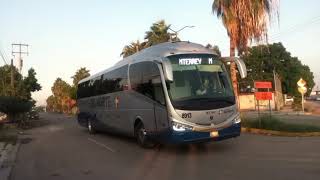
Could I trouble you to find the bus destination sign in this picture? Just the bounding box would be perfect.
[179,58,214,65]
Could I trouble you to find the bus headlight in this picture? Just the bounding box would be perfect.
[233,115,241,124]
[172,121,193,132]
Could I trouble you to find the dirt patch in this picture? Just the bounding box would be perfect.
[0,124,18,145]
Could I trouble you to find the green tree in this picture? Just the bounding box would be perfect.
[0,65,23,97]
[212,0,279,97]
[19,68,42,99]
[240,43,315,97]
[0,65,41,121]
[71,67,90,86]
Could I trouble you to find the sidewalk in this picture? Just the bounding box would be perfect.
[0,142,20,180]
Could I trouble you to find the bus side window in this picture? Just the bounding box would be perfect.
[101,65,128,94]
[130,62,165,105]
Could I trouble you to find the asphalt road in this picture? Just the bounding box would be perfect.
[10,113,320,180]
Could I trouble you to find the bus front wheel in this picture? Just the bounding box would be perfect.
[135,123,155,148]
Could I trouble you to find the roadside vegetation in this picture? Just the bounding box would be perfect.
[212,0,279,97]
[0,65,41,129]
[239,43,315,110]
[46,68,90,114]
[242,115,320,133]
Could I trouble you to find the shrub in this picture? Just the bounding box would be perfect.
[0,96,34,122]
[242,115,320,132]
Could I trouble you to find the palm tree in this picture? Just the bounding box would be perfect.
[206,44,221,57]
[121,20,181,58]
[71,67,90,86]
[121,40,147,58]
[212,0,279,97]
[144,20,178,46]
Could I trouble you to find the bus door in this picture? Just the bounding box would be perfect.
[152,75,169,133]
[129,61,169,133]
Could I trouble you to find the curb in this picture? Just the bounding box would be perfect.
[241,127,320,137]
[0,142,20,180]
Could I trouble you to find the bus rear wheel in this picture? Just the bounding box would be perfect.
[87,119,97,134]
[135,123,155,148]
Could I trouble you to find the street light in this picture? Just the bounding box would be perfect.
[168,25,195,41]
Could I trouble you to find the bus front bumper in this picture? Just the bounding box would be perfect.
[157,123,241,144]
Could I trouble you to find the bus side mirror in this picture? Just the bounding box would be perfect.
[162,60,173,82]
[220,57,247,79]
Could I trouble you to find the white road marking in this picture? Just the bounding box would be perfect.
[88,138,116,153]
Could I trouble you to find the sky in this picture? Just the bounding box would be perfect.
[1,0,320,106]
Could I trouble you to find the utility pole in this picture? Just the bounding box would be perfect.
[12,43,29,73]
[10,59,14,96]
[168,26,195,41]
[273,69,277,111]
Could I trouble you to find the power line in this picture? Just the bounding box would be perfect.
[0,42,10,65]
[0,48,7,65]
[270,16,320,40]
[269,16,320,42]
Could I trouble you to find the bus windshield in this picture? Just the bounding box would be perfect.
[166,54,235,110]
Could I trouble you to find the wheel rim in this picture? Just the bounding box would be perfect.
[138,127,146,143]
[88,120,92,131]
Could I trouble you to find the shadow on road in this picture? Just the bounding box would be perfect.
[89,128,236,155]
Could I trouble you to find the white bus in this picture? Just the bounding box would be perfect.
[77,41,247,147]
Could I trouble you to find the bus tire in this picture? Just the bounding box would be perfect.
[135,122,155,148]
[87,119,97,134]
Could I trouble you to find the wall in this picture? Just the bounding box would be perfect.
[239,93,278,111]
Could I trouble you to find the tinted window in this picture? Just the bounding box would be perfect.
[129,62,165,105]
[92,77,102,96]
[77,65,128,99]
[77,80,90,99]
[101,65,128,94]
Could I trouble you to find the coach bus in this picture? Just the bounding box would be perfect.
[77,41,247,147]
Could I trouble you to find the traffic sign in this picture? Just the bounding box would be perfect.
[297,78,306,87]
[255,81,272,89]
[255,92,273,100]
[297,78,307,113]
[298,86,307,95]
